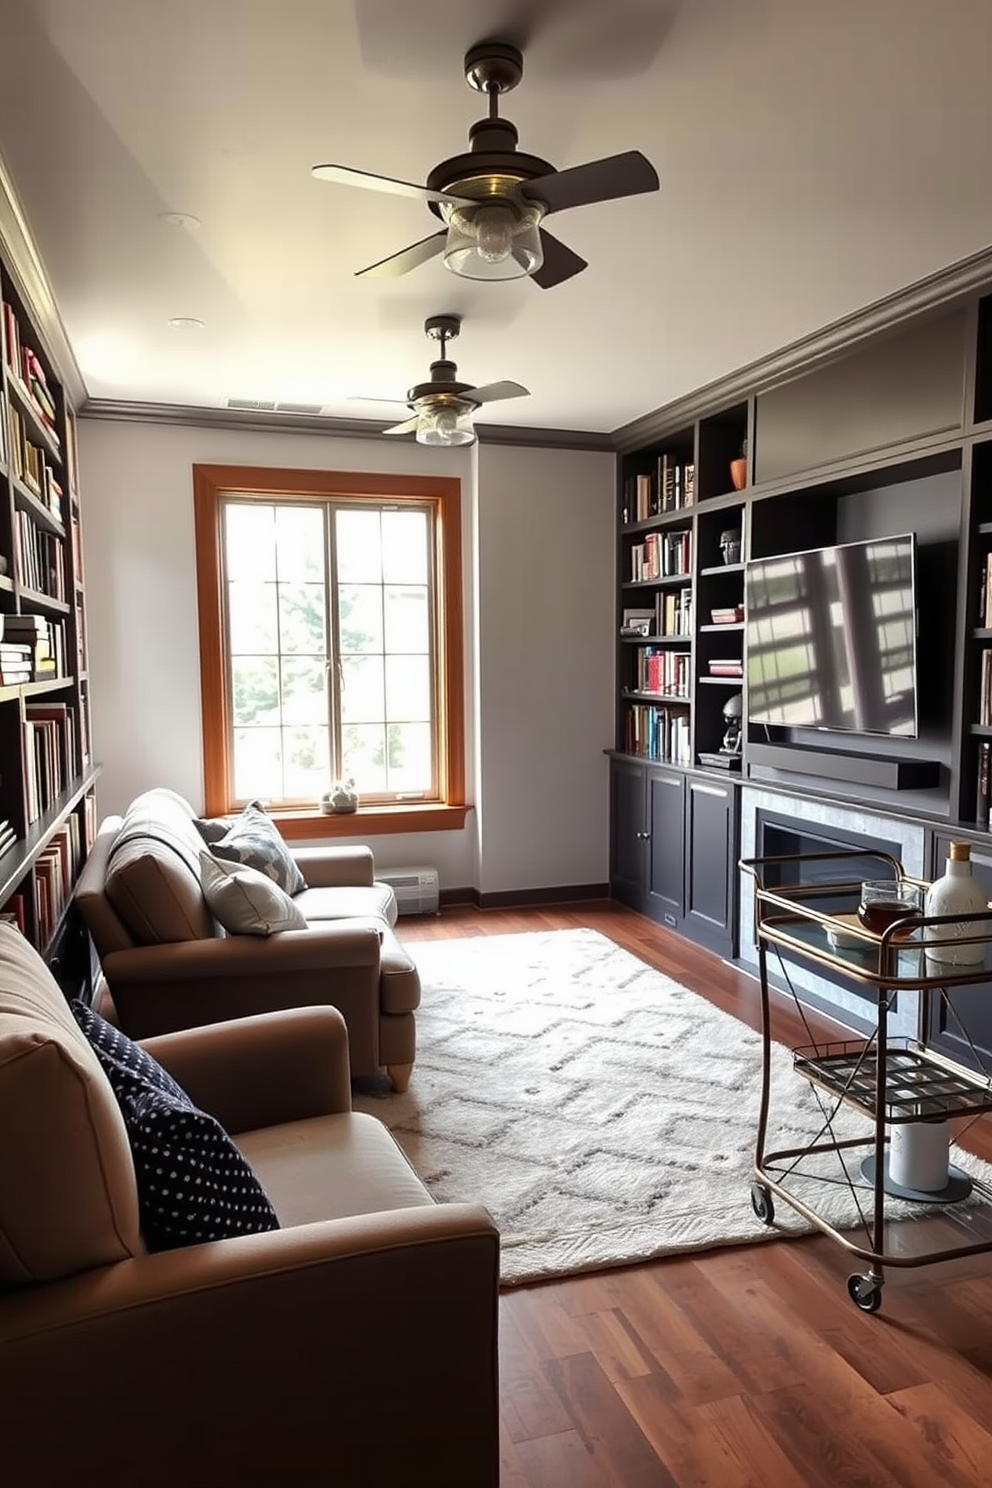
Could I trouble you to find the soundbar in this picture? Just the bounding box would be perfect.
[747,741,940,791]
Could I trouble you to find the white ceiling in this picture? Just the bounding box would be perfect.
[2,0,992,438]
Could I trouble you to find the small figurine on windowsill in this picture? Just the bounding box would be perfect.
[320,778,359,815]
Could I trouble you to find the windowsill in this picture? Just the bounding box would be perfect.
[271,803,472,840]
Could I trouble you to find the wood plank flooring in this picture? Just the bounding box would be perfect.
[400,901,992,1488]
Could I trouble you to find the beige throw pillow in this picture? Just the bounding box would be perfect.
[199,852,308,936]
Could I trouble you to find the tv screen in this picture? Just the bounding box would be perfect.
[745,533,918,738]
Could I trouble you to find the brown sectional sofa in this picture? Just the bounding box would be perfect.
[75,787,422,1090]
[0,922,499,1487]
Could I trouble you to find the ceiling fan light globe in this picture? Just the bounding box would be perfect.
[442,203,543,282]
[475,205,515,264]
[415,401,476,447]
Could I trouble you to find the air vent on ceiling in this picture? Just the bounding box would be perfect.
[275,401,324,415]
[227,398,276,411]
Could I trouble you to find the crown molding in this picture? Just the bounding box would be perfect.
[0,151,88,409]
[79,397,614,452]
[613,242,992,453]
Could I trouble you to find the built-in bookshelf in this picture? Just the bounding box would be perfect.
[0,243,97,992]
[610,271,992,979]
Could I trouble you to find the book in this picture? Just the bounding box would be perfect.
[978,741,991,827]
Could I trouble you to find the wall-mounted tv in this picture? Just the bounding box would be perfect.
[745,533,918,738]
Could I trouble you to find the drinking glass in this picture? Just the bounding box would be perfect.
[857,879,922,934]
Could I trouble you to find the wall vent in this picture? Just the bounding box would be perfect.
[377,865,440,917]
[227,398,276,411]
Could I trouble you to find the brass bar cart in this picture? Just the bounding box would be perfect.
[741,848,992,1313]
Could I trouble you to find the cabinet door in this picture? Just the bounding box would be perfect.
[684,778,738,956]
[610,756,648,911]
[925,835,992,1073]
[646,766,685,928]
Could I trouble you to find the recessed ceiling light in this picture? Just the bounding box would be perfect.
[159,212,201,230]
[168,316,205,330]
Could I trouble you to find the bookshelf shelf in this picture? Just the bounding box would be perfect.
[0,243,97,988]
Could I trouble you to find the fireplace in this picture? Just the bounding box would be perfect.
[738,786,927,1036]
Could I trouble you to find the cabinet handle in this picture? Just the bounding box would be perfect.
[636,830,651,840]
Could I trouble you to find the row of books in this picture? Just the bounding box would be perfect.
[33,815,83,949]
[979,650,992,726]
[629,647,691,699]
[622,456,696,523]
[625,702,691,765]
[622,587,693,639]
[707,658,743,678]
[1,302,61,448]
[14,510,66,601]
[7,400,64,521]
[24,702,79,827]
[629,529,692,582]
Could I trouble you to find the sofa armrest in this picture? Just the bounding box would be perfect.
[0,1204,500,1488]
[292,842,375,888]
[102,922,381,983]
[140,1006,353,1129]
[100,924,382,1039]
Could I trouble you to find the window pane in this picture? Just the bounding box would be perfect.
[276,505,324,582]
[341,654,384,722]
[339,584,383,654]
[279,581,326,654]
[232,726,282,800]
[231,656,279,726]
[225,505,276,581]
[385,654,430,721]
[342,723,387,793]
[382,510,428,584]
[229,581,278,654]
[383,585,429,654]
[387,722,432,791]
[336,509,382,583]
[283,725,329,797]
[281,656,328,726]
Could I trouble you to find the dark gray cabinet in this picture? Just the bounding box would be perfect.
[609,756,736,955]
[684,777,738,956]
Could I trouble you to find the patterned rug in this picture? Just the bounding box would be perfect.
[353,927,991,1285]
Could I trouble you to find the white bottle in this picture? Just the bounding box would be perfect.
[924,842,990,966]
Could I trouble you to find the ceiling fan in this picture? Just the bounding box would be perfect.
[370,314,529,446]
[312,38,660,289]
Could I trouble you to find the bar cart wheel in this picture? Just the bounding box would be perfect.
[750,1182,775,1225]
[847,1273,883,1313]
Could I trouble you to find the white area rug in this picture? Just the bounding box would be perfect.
[353,928,992,1285]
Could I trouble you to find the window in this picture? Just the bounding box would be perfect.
[194,465,467,837]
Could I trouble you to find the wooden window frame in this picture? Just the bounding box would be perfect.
[193,463,468,837]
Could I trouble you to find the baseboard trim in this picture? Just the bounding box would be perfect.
[440,883,611,910]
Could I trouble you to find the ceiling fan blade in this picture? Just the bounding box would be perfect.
[531,230,587,290]
[355,231,447,279]
[311,163,473,208]
[522,150,660,215]
[382,415,420,436]
[468,380,531,405]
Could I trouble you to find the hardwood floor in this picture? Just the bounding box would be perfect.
[401,901,992,1488]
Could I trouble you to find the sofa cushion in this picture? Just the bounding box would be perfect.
[238,1111,433,1226]
[0,925,141,1285]
[294,882,397,926]
[105,787,214,945]
[196,802,307,895]
[200,852,309,936]
[72,1003,281,1251]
